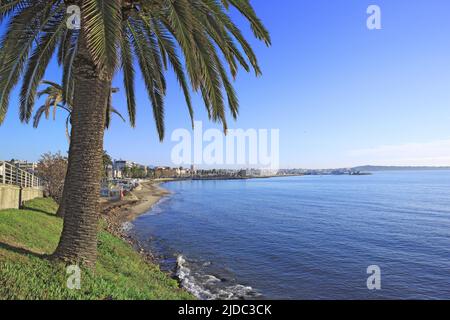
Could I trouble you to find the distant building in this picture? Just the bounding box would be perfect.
[154,166,177,178]
[245,168,262,176]
[113,160,132,178]
[106,165,113,180]
[9,160,37,173]
[152,166,192,178]
[114,160,133,170]
[136,164,148,176]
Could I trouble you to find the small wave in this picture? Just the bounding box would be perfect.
[146,197,171,216]
[176,255,261,300]
[204,274,220,283]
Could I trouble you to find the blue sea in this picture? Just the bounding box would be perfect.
[131,171,450,300]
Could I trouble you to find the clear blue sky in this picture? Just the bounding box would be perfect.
[2,0,450,168]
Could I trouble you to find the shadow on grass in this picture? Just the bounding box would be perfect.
[21,207,57,218]
[0,241,47,259]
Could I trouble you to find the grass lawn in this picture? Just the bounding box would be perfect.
[0,198,193,300]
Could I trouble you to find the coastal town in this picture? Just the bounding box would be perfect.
[2,158,369,182]
[1,155,371,209]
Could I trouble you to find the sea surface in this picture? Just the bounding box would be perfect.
[131,171,450,299]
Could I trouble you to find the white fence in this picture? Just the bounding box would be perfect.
[0,161,43,189]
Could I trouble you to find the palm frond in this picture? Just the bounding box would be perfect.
[19,4,65,122]
[0,0,57,124]
[128,20,165,140]
[1,0,271,142]
[151,20,194,128]
[61,30,78,106]
[82,0,122,74]
[226,0,271,45]
[0,0,30,24]
[120,26,136,127]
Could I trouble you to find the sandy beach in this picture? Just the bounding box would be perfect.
[100,180,171,259]
[103,181,169,221]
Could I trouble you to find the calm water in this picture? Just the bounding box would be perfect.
[131,171,450,299]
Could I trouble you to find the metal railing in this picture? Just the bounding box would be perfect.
[0,161,43,189]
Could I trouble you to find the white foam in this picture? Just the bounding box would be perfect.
[121,222,134,232]
[175,255,261,300]
[176,255,216,300]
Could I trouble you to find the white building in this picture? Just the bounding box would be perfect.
[113,160,148,178]
[113,160,133,178]
[9,160,37,173]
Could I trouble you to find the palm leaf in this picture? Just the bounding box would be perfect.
[0,0,57,124]
[82,0,122,74]
[120,26,136,127]
[19,4,65,122]
[1,0,271,143]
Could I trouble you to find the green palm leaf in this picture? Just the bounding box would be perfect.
[1,0,270,137]
[83,0,122,75]
[19,4,65,122]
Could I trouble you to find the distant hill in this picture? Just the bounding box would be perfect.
[352,165,450,172]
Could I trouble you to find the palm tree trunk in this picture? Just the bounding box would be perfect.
[56,196,66,218]
[55,123,74,219]
[52,32,111,266]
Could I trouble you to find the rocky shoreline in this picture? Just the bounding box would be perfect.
[100,180,170,264]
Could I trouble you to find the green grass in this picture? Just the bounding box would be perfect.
[0,198,193,300]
